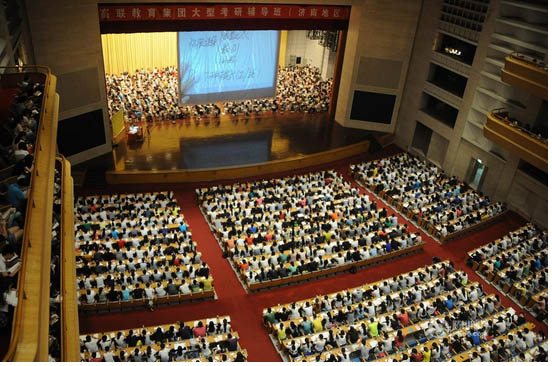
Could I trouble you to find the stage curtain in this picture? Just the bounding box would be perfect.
[101,32,177,75]
[111,108,125,140]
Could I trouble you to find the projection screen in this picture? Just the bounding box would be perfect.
[178,30,280,104]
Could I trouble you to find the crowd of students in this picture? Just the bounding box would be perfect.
[351,152,505,241]
[262,261,547,362]
[467,224,548,324]
[74,191,214,310]
[80,316,247,362]
[105,65,332,123]
[0,76,44,329]
[197,170,422,289]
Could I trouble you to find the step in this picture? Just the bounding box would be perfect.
[480,70,508,85]
[496,17,548,35]
[471,104,489,116]
[476,87,527,110]
[501,0,547,13]
[485,56,505,68]
[488,43,515,55]
[492,33,547,54]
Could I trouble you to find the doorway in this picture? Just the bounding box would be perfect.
[466,158,487,191]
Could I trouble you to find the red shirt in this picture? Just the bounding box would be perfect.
[397,313,409,327]
[117,239,125,249]
[394,336,404,347]
[193,326,206,338]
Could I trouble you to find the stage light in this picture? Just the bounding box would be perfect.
[444,47,462,56]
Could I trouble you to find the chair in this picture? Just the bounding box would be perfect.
[169,294,180,304]
[121,299,134,311]
[80,303,96,313]
[132,298,147,309]
[156,295,171,307]
[110,300,122,312]
[95,301,110,313]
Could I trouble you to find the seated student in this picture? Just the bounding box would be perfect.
[193,321,206,338]
[409,348,423,362]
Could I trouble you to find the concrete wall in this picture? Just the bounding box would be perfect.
[507,170,548,229]
[334,0,423,133]
[24,0,112,166]
[284,30,335,80]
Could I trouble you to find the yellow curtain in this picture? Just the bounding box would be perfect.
[101,32,178,75]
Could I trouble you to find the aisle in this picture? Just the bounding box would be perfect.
[78,150,547,362]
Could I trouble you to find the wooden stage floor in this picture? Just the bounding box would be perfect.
[112,113,376,172]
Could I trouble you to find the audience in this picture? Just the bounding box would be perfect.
[48,164,62,361]
[0,75,44,331]
[105,65,332,123]
[79,315,248,362]
[262,261,547,362]
[351,152,505,241]
[493,110,547,143]
[197,170,422,289]
[74,191,214,309]
[467,224,548,325]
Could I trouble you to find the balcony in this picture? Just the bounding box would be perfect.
[1,66,59,362]
[484,110,547,172]
[501,53,547,100]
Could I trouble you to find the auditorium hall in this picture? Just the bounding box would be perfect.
[0,0,548,362]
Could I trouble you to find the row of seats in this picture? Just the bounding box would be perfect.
[79,315,247,362]
[467,224,548,324]
[262,261,547,362]
[73,191,214,311]
[350,152,505,243]
[197,170,423,291]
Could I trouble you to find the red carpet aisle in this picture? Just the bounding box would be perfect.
[78,148,547,362]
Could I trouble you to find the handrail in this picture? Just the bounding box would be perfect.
[57,155,80,361]
[509,52,547,71]
[1,66,58,362]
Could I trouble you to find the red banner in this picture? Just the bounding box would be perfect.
[98,4,350,22]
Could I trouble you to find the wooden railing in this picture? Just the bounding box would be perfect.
[57,156,80,361]
[502,52,547,100]
[1,66,59,362]
[485,111,547,172]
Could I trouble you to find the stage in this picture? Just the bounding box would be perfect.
[104,112,389,184]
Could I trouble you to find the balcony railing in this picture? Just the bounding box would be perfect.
[57,155,80,361]
[501,52,547,100]
[484,109,547,172]
[1,66,59,362]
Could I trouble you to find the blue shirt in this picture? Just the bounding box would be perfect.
[301,321,312,334]
[111,230,119,239]
[6,184,25,208]
[369,247,378,257]
[445,298,454,310]
[470,331,480,345]
[179,224,187,233]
